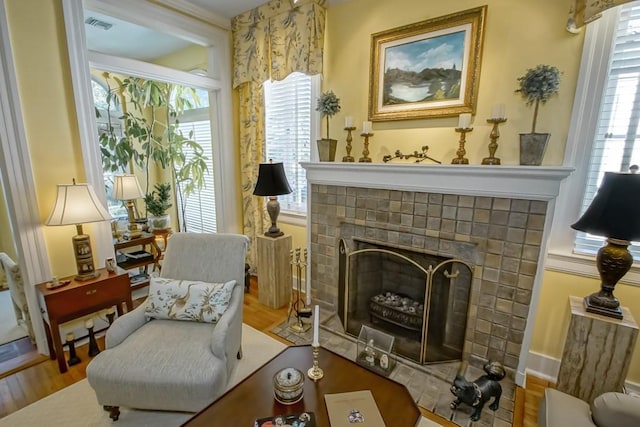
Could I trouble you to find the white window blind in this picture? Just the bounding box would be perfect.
[575,2,640,258]
[175,116,217,234]
[264,72,317,214]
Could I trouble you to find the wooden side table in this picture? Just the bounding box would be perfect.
[556,296,638,403]
[257,234,292,308]
[113,232,161,289]
[35,269,132,373]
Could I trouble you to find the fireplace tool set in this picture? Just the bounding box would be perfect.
[288,248,311,333]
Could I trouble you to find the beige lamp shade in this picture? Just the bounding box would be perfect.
[113,174,144,201]
[46,182,112,226]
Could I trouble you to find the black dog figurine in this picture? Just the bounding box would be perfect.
[450,361,506,421]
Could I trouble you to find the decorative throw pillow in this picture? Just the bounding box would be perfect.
[145,278,236,323]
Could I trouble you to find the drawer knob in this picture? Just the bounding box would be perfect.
[86,289,97,295]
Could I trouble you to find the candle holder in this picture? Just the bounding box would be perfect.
[359,132,373,163]
[87,323,101,357]
[66,333,81,366]
[343,127,356,162]
[482,118,507,165]
[106,308,116,325]
[452,127,473,164]
[307,343,324,381]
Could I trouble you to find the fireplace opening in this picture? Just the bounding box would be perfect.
[338,238,473,365]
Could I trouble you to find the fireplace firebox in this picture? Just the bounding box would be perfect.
[338,238,473,364]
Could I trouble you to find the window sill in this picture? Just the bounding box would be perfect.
[279,211,307,227]
[545,251,640,286]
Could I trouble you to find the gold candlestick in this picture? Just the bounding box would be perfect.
[307,343,324,381]
[343,126,356,162]
[359,132,373,163]
[482,118,507,165]
[451,127,473,164]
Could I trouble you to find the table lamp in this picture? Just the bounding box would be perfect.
[571,171,640,319]
[46,179,112,281]
[113,174,144,239]
[253,160,292,238]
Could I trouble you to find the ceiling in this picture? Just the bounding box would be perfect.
[85,1,346,62]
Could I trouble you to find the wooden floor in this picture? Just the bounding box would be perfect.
[0,278,546,425]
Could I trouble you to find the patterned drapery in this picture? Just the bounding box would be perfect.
[567,0,635,31]
[232,0,326,268]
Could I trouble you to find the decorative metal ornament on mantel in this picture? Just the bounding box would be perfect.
[383,146,441,164]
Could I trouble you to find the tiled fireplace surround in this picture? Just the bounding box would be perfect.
[303,163,572,385]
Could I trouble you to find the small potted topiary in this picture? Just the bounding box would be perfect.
[315,90,341,161]
[144,183,172,230]
[515,64,561,165]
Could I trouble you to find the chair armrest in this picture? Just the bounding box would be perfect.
[105,301,149,348]
[210,282,243,363]
[538,388,596,427]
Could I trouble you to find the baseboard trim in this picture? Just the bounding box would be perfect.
[527,350,640,393]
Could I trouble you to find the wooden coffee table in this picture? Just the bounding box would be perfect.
[183,345,421,426]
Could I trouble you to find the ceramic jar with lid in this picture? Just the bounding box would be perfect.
[273,367,304,404]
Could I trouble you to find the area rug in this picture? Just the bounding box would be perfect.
[0,291,27,346]
[0,324,286,427]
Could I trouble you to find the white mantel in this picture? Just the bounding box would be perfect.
[301,163,574,201]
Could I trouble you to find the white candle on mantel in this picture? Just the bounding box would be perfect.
[458,113,471,129]
[491,103,506,119]
[313,305,319,346]
[362,121,372,134]
[345,116,354,128]
[85,319,94,329]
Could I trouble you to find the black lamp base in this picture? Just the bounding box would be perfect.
[264,230,284,238]
[584,294,623,319]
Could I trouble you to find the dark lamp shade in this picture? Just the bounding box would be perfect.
[253,162,292,196]
[571,172,640,241]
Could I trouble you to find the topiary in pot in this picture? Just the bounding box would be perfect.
[315,90,341,162]
[144,183,172,230]
[515,64,561,165]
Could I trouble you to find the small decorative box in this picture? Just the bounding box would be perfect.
[273,367,304,405]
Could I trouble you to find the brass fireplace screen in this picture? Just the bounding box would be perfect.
[338,238,473,365]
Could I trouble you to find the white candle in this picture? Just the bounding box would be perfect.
[362,121,372,134]
[65,332,74,342]
[458,113,471,129]
[491,103,506,119]
[345,116,353,128]
[313,305,319,346]
[85,319,94,329]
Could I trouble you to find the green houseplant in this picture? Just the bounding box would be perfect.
[97,73,208,231]
[144,182,172,230]
[315,90,341,161]
[515,64,561,165]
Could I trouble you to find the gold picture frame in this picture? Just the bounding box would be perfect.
[369,6,487,122]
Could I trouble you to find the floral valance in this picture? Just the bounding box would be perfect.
[567,0,635,31]
[231,0,326,87]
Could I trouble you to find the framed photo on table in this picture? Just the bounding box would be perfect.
[368,6,487,121]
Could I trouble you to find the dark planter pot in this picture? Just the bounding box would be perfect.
[519,133,550,166]
[317,138,337,162]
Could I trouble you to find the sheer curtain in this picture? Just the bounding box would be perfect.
[232,0,326,267]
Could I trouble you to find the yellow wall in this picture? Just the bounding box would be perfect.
[153,44,209,73]
[0,182,17,261]
[6,0,84,278]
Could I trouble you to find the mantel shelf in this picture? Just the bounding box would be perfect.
[301,162,574,201]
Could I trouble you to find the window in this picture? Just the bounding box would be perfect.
[264,72,320,215]
[547,3,640,284]
[174,105,217,233]
[574,3,640,259]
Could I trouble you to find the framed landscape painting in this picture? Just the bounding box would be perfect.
[369,6,487,121]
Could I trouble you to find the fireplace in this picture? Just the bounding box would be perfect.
[302,162,573,385]
[339,238,473,364]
